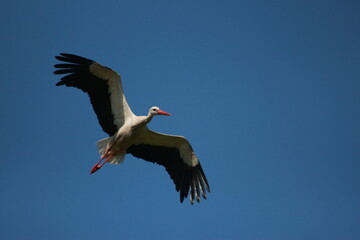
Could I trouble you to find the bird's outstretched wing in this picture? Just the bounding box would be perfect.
[54,53,134,136]
[127,129,210,204]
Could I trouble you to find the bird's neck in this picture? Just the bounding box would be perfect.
[145,114,154,124]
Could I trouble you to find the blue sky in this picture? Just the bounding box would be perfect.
[1,0,359,239]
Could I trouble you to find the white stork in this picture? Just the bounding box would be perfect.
[53,53,210,204]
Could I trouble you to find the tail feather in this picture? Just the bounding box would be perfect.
[96,137,126,165]
[96,137,110,156]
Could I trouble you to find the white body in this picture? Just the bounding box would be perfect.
[54,53,209,204]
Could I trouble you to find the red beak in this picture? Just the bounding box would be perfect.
[157,110,171,116]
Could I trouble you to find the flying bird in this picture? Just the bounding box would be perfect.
[53,53,210,204]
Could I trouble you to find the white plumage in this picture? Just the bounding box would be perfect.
[54,53,210,204]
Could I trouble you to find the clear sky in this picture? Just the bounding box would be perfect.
[1,0,359,239]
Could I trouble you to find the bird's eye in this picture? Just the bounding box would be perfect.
[152,109,156,111]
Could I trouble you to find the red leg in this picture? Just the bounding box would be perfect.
[90,142,115,174]
[89,144,124,174]
[90,158,110,174]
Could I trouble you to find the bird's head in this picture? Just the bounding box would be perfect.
[149,106,171,117]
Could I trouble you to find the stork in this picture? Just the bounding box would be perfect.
[53,53,210,204]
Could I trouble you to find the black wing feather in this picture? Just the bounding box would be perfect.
[53,53,118,136]
[126,144,210,204]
